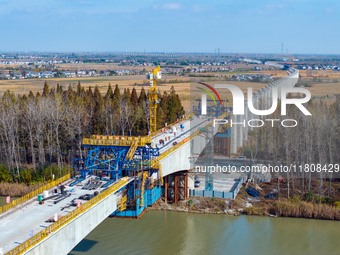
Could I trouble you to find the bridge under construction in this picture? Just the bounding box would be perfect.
[0,113,217,255]
[0,66,222,255]
[0,65,299,255]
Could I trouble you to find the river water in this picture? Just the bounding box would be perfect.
[70,211,340,255]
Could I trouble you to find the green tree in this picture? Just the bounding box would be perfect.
[138,87,147,103]
[130,87,138,107]
[92,86,105,133]
[42,81,49,97]
[105,83,114,99]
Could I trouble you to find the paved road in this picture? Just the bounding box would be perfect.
[152,115,210,154]
[190,157,251,192]
[0,177,115,253]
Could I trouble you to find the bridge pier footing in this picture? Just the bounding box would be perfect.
[164,170,188,203]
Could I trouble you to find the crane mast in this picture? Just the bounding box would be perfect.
[147,66,161,134]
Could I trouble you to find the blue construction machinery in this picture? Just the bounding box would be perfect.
[72,67,192,217]
[72,135,163,218]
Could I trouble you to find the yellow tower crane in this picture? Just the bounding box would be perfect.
[147,66,161,134]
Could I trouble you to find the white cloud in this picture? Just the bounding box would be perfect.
[163,3,182,10]
[324,8,334,13]
[191,5,204,12]
[152,2,183,11]
[257,3,286,15]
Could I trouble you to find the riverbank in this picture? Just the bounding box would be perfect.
[150,186,340,221]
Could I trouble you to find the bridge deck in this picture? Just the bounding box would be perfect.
[152,116,209,154]
[0,177,123,254]
[0,116,213,254]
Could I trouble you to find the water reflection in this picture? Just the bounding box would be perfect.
[70,211,340,255]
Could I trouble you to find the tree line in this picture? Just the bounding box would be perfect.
[244,95,340,198]
[0,82,184,183]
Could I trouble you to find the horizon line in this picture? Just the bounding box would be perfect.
[1,50,340,56]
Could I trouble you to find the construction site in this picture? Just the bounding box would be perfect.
[0,63,317,255]
[0,64,239,255]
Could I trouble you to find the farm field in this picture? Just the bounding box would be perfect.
[0,75,268,112]
[0,73,338,111]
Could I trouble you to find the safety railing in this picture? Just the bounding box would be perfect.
[148,129,200,185]
[0,174,71,215]
[6,177,130,255]
[150,114,226,169]
[82,114,193,147]
[83,136,151,147]
[150,129,201,170]
[149,114,193,138]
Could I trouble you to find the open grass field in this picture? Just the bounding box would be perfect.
[299,70,340,79]
[56,63,147,71]
[0,62,147,71]
[308,82,340,96]
[0,75,189,94]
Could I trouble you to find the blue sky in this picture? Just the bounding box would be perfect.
[0,0,339,54]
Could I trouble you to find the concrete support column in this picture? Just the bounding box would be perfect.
[164,176,168,204]
[231,115,237,154]
[174,175,179,203]
[165,171,188,203]
[244,100,249,141]
[236,115,243,150]
[185,173,188,199]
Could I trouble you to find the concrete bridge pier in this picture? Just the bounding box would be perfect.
[164,171,188,204]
